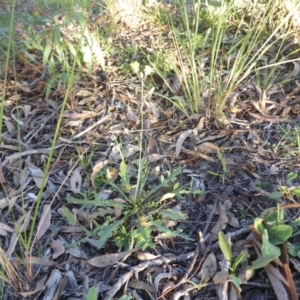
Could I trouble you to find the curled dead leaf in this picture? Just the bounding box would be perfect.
[176,129,193,158]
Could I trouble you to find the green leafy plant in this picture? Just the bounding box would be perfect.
[247,205,295,270]
[67,156,197,250]
[217,231,248,292]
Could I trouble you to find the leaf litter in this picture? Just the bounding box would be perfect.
[1,1,300,299]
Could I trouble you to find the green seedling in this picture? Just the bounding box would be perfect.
[270,171,300,201]
[67,158,196,250]
[216,231,248,292]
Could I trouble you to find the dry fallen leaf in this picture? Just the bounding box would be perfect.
[154,270,181,293]
[36,204,51,241]
[210,202,228,241]
[137,252,160,261]
[127,105,137,121]
[44,269,62,300]
[0,165,6,185]
[91,159,111,188]
[176,129,193,158]
[51,239,65,259]
[147,153,168,162]
[24,256,56,266]
[198,252,217,282]
[113,198,126,217]
[197,142,219,154]
[19,275,48,297]
[170,72,182,93]
[70,168,82,193]
[28,166,47,189]
[87,247,139,268]
[128,279,156,293]
[0,222,14,233]
[281,62,300,81]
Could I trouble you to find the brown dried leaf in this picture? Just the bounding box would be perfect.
[281,62,300,81]
[53,275,68,300]
[148,153,168,162]
[229,283,239,300]
[137,252,160,261]
[24,256,56,266]
[128,279,156,293]
[0,229,7,236]
[75,89,93,97]
[114,198,126,217]
[106,168,118,182]
[0,166,6,185]
[210,202,228,241]
[127,105,137,121]
[213,271,228,284]
[224,200,240,228]
[36,204,51,241]
[0,222,13,233]
[265,264,289,300]
[146,136,158,156]
[4,120,15,133]
[197,142,219,154]
[51,239,65,259]
[198,252,217,282]
[176,129,193,158]
[70,168,82,193]
[170,72,182,93]
[91,159,110,188]
[28,165,47,189]
[154,272,178,292]
[282,263,298,300]
[87,248,139,268]
[19,275,48,297]
[66,247,88,259]
[44,269,62,300]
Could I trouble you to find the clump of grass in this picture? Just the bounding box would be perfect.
[160,0,300,126]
